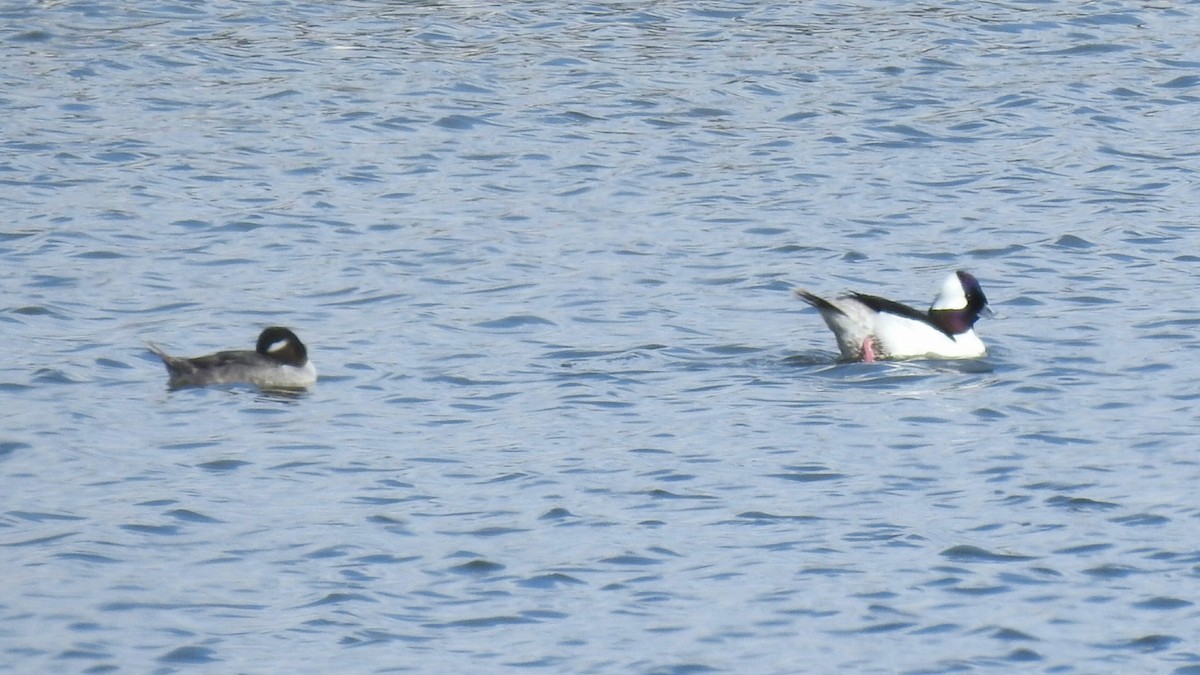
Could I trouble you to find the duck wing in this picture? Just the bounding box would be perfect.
[847,293,951,337]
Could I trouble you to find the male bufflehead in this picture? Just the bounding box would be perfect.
[148,326,317,389]
[795,271,991,362]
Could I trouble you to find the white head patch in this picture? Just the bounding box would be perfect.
[267,338,290,354]
[930,272,967,311]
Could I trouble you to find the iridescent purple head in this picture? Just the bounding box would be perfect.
[930,271,990,333]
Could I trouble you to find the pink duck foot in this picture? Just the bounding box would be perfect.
[861,337,877,363]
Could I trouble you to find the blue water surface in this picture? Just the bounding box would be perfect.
[4,1,1200,673]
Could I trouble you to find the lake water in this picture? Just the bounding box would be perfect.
[4,1,1200,672]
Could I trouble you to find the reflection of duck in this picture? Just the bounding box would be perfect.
[149,327,317,389]
[795,271,992,362]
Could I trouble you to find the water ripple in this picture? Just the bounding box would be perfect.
[3,1,1199,672]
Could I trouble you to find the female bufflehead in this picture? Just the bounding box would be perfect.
[795,271,991,362]
[148,326,317,389]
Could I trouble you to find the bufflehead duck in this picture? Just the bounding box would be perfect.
[795,271,991,362]
[148,326,317,389]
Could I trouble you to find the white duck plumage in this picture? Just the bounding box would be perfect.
[795,271,991,361]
